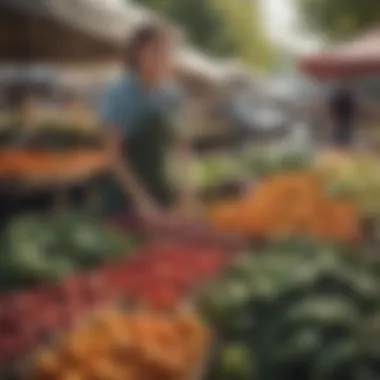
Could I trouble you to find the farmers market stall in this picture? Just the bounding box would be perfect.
[1,3,380,380]
[300,29,380,140]
[0,146,380,380]
[0,103,110,220]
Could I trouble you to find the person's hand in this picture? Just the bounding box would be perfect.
[174,199,203,223]
[163,201,204,236]
[136,197,165,230]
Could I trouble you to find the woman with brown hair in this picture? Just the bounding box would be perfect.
[99,24,195,229]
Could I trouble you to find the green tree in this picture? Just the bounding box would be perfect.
[131,0,276,70]
[296,0,380,41]
[212,0,276,70]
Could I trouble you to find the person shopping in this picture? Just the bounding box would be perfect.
[328,85,357,149]
[99,24,195,230]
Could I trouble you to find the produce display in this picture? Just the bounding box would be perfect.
[246,151,312,179]
[0,149,110,181]
[2,141,380,380]
[315,152,380,217]
[105,241,231,310]
[207,172,359,242]
[33,308,210,380]
[0,106,99,150]
[191,151,310,194]
[191,155,246,189]
[0,240,230,367]
[198,237,380,380]
[0,213,135,291]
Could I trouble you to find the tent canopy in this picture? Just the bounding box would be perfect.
[300,29,380,80]
[1,0,153,44]
[0,0,249,87]
[0,0,156,62]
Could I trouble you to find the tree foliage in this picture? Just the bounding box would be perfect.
[296,0,380,41]
[131,0,277,70]
[212,0,276,70]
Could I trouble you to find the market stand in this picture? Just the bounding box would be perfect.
[3,3,378,380]
[299,29,380,242]
[299,29,380,140]
[0,2,244,376]
[0,0,153,218]
[2,151,380,380]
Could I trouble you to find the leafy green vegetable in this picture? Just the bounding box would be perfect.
[200,238,380,380]
[0,213,136,292]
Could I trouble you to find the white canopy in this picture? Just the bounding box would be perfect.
[1,0,251,86]
[2,0,155,43]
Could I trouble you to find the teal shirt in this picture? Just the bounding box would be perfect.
[99,73,183,136]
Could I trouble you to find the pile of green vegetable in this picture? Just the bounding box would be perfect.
[198,237,380,380]
[192,156,247,189]
[190,152,312,192]
[246,151,312,180]
[0,213,137,291]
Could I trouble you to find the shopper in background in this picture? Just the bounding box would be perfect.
[99,24,195,231]
[328,84,358,149]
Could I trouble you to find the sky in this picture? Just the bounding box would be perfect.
[260,0,321,54]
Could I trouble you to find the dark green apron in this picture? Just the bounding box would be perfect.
[99,109,176,215]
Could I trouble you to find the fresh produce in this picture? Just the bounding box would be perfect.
[33,308,210,380]
[316,151,380,217]
[191,151,311,192]
[0,149,110,180]
[198,237,380,380]
[246,151,312,179]
[0,213,135,291]
[0,106,99,150]
[218,344,254,380]
[0,261,128,366]
[107,242,230,310]
[0,238,229,366]
[207,172,360,242]
[192,155,246,189]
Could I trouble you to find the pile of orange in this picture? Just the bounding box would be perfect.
[0,149,110,181]
[33,309,209,380]
[208,172,360,242]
